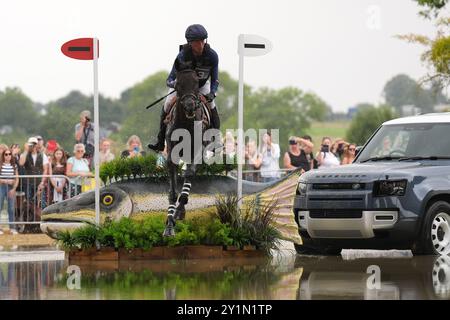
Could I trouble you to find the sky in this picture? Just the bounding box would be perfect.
[0,0,444,112]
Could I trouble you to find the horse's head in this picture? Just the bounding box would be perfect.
[175,69,200,120]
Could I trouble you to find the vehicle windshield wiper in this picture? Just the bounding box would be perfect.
[359,156,401,163]
[398,156,450,161]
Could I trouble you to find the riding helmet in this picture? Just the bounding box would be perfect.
[185,24,208,42]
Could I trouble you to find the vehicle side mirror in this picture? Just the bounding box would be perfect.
[355,146,363,156]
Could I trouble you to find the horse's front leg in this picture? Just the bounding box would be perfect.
[175,164,196,220]
[163,160,177,237]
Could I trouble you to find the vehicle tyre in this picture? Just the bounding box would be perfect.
[420,255,450,299]
[413,201,450,256]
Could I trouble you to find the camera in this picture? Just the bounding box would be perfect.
[321,144,330,153]
[85,116,91,122]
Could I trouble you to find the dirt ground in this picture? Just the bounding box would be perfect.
[0,233,56,247]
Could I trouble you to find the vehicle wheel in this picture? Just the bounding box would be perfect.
[427,255,450,299]
[413,201,450,256]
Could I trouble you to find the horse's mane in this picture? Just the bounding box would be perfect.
[175,69,199,96]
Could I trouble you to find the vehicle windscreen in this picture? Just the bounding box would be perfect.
[356,123,450,163]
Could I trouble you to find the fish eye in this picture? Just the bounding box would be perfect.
[102,194,114,206]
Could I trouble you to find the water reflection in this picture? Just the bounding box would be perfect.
[0,260,66,299]
[295,255,450,300]
[0,253,449,300]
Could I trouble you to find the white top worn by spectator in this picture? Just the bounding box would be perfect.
[67,157,90,186]
[31,153,49,167]
[260,143,281,178]
[318,151,340,169]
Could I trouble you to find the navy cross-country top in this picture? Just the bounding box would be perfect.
[166,44,219,95]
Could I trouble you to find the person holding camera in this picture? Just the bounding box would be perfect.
[284,136,314,173]
[316,137,340,169]
[259,132,281,183]
[75,110,95,166]
[331,138,351,162]
[121,135,146,159]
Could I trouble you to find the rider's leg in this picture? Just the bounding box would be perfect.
[199,82,220,130]
[148,90,175,152]
[210,107,220,130]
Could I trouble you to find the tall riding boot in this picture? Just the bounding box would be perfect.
[210,107,220,130]
[148,107,168,152]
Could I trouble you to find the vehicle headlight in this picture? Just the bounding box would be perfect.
[374,180,407,197]
[297,182,308,196]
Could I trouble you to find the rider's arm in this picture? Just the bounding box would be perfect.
[166,51,185,88]
[209,50,219,94]
[166,63,177,88]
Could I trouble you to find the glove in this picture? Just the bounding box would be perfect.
[167,80,177,89]
[204,92,216,102]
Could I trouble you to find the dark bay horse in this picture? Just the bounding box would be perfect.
[163,69,213,237]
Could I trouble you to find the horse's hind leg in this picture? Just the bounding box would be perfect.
[163,160,177,237]
[175,164,196,220]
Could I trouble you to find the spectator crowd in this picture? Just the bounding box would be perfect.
[232,132,357,183]
[0,110,151,234]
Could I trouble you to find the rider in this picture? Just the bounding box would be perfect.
[148,24,220,152]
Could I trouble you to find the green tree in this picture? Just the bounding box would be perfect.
[224,87,312,149]
[302,92,332,121]
[382,74,447,113]
[214,71,243,127]
[414,0,448,18]
[38,104,79,151]
[49,90,126,128]
[117,71,168,147]
[402,1,450,87]
[0,87,40,134]
[346,105,397,146]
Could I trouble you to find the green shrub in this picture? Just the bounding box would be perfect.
[58,215,233,250]
[166,222,199,247]
[215,194,281,253]
[56,230,77,250]
[99,154,237,185]
[57,196,278,252]
[188,215,233,246]
[70,224,100,249]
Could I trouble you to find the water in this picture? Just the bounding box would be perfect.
[0,247,449,300]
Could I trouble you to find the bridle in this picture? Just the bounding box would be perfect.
[179,92,202,119]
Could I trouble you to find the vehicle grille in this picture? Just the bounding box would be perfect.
[312,183,366,190]
[309,209,363,219]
